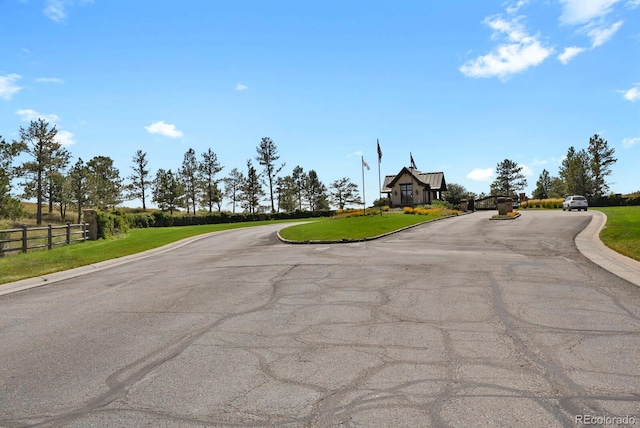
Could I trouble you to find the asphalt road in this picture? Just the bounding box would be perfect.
[0,210,639,427]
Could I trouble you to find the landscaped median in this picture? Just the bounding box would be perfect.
[277,208,460,243]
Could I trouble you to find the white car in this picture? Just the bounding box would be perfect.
[562,195,588,211]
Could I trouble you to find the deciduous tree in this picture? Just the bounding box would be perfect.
[443,183,467,206]
[329,177,362,210]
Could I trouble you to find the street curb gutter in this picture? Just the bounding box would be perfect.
[277,212,470,244]
[575,210,640,288]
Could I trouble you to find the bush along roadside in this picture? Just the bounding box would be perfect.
[94,209,335,238]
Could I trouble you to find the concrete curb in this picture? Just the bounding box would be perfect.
[276,212,469,244]
[575,210,640,287]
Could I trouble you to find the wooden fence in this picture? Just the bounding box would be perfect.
[0,223,89,256]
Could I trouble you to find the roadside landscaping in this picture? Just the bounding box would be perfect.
[278,209,457,242]
[594,206,640,262]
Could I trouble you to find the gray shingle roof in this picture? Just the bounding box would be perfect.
[382,168,446,192]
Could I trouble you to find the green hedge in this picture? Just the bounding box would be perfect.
[95,209,335,237]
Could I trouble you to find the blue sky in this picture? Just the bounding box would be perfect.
[1,0,639,209]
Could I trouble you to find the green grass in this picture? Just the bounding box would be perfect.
[278,212,449,242]
[0,220,305,285]
[594,206,640,262]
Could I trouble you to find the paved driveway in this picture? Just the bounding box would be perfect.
[0,210,638,427]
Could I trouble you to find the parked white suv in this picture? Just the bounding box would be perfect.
[562,195,588,211]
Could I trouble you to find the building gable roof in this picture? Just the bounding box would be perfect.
[382,167,447,192]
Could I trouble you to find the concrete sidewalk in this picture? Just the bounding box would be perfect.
[1,211,639,297]
[575,209,640,287]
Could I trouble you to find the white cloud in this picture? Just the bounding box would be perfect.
[460,16,553,79]
[588,20,623,47]
[144,120,184,138]
[54,129,76,147]
[622,85,640,101]
[531,158,548,166]
[15,109,75,146]
[559,0,621,25]
[16,109,60,123]
[467,168,495,181]
[628,0,640,8]
[35,77,64,84]
[622,137,640,148]
[519,163,533,176]
[43,0,94,23]
[558,46,586,64]
[0,74,22,100]
[44,0,67,23]
[235,83,248,91]
[506,0,529,14]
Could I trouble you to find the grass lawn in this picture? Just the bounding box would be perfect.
[278,212,452,242]
[594,206,640,262]
[0,220,305,285]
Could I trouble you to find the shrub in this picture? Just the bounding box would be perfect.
[403,207,414,214]
[521,198,563,209]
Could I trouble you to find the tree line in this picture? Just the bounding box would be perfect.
[440,134,619,207]
[1,120,365,225]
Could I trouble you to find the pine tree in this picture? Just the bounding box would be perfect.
[588,134,616,199]
[126,150,152,210]
[199,148,223,213]
[490,159,527,197]
[17,119,70,224]
[256,137,285,213]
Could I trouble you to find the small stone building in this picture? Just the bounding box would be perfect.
[382,167,447,207]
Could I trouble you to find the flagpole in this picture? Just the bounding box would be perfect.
[377,139,382,216]
[361,155,366,215]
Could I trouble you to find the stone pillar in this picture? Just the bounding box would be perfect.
[83,209,98,240]
[496,197,513,215]
[460,200,468,212]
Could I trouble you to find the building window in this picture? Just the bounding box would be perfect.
[400,184,413,205]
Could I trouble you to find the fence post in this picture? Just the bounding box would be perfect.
[82,222,87,241]
[66,222,71,244]
[48,224,53,250]
[22,225,28,253]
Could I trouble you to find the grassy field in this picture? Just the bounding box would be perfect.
[0,220,305,285]
[278,212,451,242]
[594,206,640,262]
